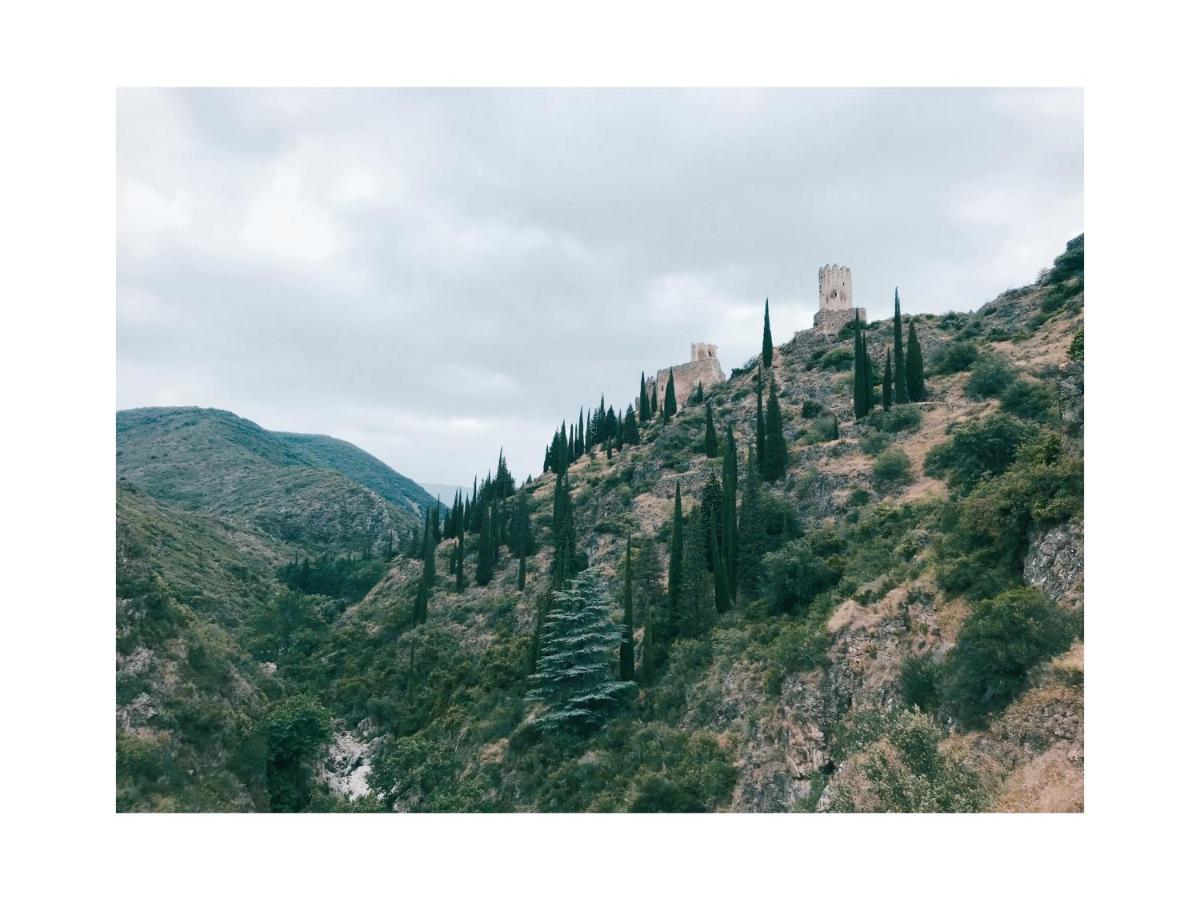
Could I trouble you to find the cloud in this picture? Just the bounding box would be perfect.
[117,88,1083,484]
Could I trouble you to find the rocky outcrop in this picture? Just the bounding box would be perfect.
[1024,519,1083,611]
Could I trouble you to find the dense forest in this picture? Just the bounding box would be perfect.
[117,236,1083,812]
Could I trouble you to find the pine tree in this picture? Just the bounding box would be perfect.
[703,402,719,457]
[721,423,739,604]
[763,376,788,482]
[619,538,635,681]
[663,370,677,422]
[762,298,774,369]
[525,569,634,733]
[623,403,640,446]
[738,447,766,598]
[639,372,651,422]
[893,288,909,404]
[667,482,684,638]
[906,320,926,401]
[883,348,894,411]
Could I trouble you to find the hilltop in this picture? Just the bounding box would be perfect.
[116,236,1083,812]
[116,407,437,555]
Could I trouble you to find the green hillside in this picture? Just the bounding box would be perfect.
[117,407,429,555]
[115,236,1084,813]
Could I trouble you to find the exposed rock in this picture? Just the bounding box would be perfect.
[1024,519,1083,611]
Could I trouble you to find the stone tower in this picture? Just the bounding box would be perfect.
[813,264,865,334]
[647,343,726,406]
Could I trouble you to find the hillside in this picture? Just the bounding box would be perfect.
[115,236,1083,813]
[116,407,435,555]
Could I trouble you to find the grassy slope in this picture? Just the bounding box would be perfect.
[300,238,1083,812]
[117,407,422,555]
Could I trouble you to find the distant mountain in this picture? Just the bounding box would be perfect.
[116,407,433,554]
[418,483,468,506]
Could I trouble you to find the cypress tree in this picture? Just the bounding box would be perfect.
[414,508,435,625]
[667,482,684,639]
[662,370,677,422]
[703,402,719,457]
[454,520,465,594]
[623,404,640,446]
[693,381,704,404]
[893,288,909,404]
[738,447,765,598]
[755,372,766,464]
[633,540,666,681]
[721,423,739,604]
[710,513,731,614]
[431,501,442,543]
[906,320,926,401]
[883,348,894,411]
[650,380,658,416]
[853,311,867,419]
[475,501,494,586]
[639,372,651,422]
[494,449,515,500]
[619,538,635,681]
[551,474,578,590]
[763,376,788,483]
[762,298,774,369]
[864,340,876,413]
[679,511,717,637]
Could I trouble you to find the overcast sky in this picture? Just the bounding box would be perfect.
[117,88,1082,486]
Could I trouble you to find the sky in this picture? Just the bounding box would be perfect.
[117,88,1082,487]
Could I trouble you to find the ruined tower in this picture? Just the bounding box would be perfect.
[813,264,865,334]
[647,343,726,406]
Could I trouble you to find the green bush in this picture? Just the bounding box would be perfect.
[761,539,844,615]
[801,399,824,419]
[964,354,1017,399]
[898,655,942,712]
[860,430,892,455]
[1000,379,1057,422]
[941,588,1076,728]
[872,449,912,489]
[868,406,922,434]
[930,340,978,374]
[923,413,1037,491]
[819,347,854,371]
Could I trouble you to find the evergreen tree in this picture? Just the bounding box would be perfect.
[721,423,739,604]
[667,482,684,638]
[906,320,926,401]
[623,403,640,446]
[762,298,774,369]
[853,311,868,419]
[703,402,719,457]
[763,376,788,482]
[525,569,634,733]
[413,508,435,625]
[633,539,666,681]
[475,501,494,586]
[883,348,894,411]
[407,525,421,559]
[737,447,766,598]
[864,340,876,412]
[454,521,465,594]
[431,501,442,544]
[650,381,659,416]
[755,371,766,463]
[710,513,731,614]
[619,538,635,681]
[639,372,651,422]
[551,474,578,590]
[893,288,909,404]
[662,370,677,422]
[494,449,515,500]
[678,511,717,637]
[693,381,704,404]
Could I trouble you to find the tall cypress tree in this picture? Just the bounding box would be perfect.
[864,342,876,413]
[662,370,677,422]
[738,447,765,598]
[639,372,650,422]
[414,507,435,625]
[667,482,684,639]
[906,320,926,401]
[475,501,494,586]
[763,376,788,482]
[650,380,658,417]
[619,537,635,681]
[454,519,465,594]
[551,474,578,590]
[893,288,909,404]
[883,348,893,411]
[853,311,867,419]
[633,540,665,682]
[755,372,766,464]
[721,423,739,605]
[762,298,774,369]
[679,511,717,637]
[703,402,719,457]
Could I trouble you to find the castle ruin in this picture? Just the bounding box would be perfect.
[812,264,866,334]
[647,342,725,406]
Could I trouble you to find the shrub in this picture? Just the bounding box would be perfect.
[899,655,942,712]
[941,588,1076,728]
[964,354,1017,399]
[868,405,922,434]
[1000,379,1057,422]
[860,430,892,455]
[923,413,1037,491]
[801,399,824,419]
[819,347,854,371]
[930,340,978,374]
[872,449,912,489]
[761,539,844,615]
